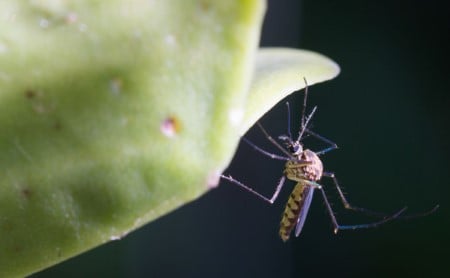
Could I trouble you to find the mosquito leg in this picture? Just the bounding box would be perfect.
[221,175,286,204]
[306,129,338,156]
[320,171,439,221]
[242,137,290,161]
[305,180,408,233]
[315,185,407,233]
[398,204,439,219]
[322,171,369,212]
[257,122,295,160]
[321,171,398,217]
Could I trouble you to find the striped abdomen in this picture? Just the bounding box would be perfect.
[279,182,312,242]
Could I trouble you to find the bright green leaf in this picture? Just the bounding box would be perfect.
[242,48,340,135]
[0,1,265,276]
[0,1,339,277]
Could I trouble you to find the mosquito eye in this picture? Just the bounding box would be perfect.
[289,145,299,153]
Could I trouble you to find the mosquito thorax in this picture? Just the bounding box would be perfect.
[300,149,323,181]
[283,148,323,183]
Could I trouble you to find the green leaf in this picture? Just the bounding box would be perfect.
[242,48,340,135]
[0,1,265,276]
[0,1,339,277]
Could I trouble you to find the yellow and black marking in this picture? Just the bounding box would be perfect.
[279,182,310,242]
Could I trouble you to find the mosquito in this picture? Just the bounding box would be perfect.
[221,78,438,242]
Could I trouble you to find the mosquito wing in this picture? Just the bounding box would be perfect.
[294,185,315,237]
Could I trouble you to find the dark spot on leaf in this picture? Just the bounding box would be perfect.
[199,0,211,11]
[21,188,32,199]
[53,120,62,130]
[160,116,181,138]
[25,89,36,99]
[14,245,22,254]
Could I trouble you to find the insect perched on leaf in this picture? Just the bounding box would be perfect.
[222,78,438,242]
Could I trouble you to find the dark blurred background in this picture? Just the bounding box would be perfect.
[34,0,449,277]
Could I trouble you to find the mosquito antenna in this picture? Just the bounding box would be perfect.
[297,106,317,142]
[296,77,314,142]
[301,77,309,129]
[286,102,293,140]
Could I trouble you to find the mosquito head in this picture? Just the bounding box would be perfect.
[289,141,303,155]
[279,135,303,156]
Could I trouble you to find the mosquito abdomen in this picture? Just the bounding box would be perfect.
[279,182,307,242]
